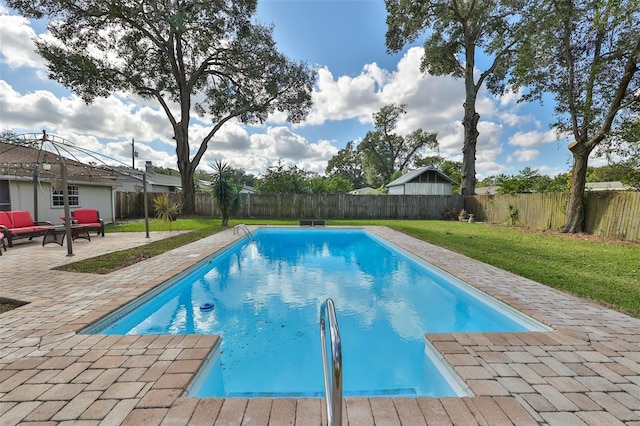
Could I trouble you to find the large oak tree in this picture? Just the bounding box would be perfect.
[8,0,316,213]
[325,141,367,189]
[358,104,438,188]
[511,0,640,232]
[385,0,526,195]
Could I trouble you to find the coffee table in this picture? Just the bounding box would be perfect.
[42,224,92,246]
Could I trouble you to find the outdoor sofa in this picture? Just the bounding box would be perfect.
[63,208,105,237]
[0,210,54,247]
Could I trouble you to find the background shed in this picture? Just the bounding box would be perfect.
[386,167,457,195]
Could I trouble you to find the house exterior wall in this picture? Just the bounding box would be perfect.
[5,179,115,224]
[69,183,115,224]
[388,185,404,195]
[388,182,452,195]
[115,178,144,193]
[6,178,36,215]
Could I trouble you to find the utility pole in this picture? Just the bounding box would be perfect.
[131,138,138,169]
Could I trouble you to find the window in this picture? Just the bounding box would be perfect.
[52,185,79,207]
[0,180,10,211]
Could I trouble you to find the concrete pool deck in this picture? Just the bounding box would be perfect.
[0,226,639,425]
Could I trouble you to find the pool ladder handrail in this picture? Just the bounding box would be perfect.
[320,298,342,426]
[233,224,254,241]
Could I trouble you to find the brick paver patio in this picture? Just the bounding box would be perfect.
[0,226,639,425]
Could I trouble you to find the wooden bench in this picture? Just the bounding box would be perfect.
[299,219,325,227]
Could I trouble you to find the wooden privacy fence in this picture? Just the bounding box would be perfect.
[115,191,640,241]
[468,192,569,230]
[583,191,640,241]
[191,193,465,220]
[240,194,465,219]
[468,192,640,241]
[114,191,182,219]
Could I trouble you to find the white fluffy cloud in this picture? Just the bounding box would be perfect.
[509,130,558,148]
[509,148,540,163]
[305,66,385,125]
[0,10,43,69]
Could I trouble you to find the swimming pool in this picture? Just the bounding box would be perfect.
[85,228,549,397]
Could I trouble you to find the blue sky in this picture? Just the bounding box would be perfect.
[0,0,581,181]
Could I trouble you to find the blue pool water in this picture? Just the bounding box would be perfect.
[87,228,548,397]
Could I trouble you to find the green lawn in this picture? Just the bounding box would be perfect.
[63,217,640,318]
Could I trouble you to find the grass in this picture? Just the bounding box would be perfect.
[55,217,640,318]
[0,297,28,313]
[55,218,226,274]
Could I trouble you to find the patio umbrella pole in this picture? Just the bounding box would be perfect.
[61,161,73,256]
[143,172,149,238]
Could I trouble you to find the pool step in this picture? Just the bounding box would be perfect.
[228,388,417,398]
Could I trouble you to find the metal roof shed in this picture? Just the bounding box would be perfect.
[386,167,457,195]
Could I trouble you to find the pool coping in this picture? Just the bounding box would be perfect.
[1,226,640,425]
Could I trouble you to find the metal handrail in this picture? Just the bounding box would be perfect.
[320,299,342,426]
[233,224,254,241]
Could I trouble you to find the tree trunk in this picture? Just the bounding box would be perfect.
[174,124,197,214]
[564,142,590,233]
[461,100,479,195]
[181,167,196,214]
[461,42,479,196]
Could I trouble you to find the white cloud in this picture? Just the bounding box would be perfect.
[508,148,540,163]
[304,66,384,125]
[498,88,521,107]
[508,130,558,148]
[0,12,43,69]
[538,164,569,176]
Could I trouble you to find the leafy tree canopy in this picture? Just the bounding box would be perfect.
[510,0,640,231]
[309,175,352,194]
[7,0,316,214]
[358,104,438,188]
[325,141,367,189]
[598,116,640,189]
[489,168,570,194]
[151,166,180,177]
[254,160,311,194]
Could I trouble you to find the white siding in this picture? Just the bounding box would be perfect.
[388,185,405,195]
[7,180,115,224]
[388,183,452,195]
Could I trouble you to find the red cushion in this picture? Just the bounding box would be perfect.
[10,226,42,235]
[8,211,35,228]
[0,211,11,228]
[72,209,98,224]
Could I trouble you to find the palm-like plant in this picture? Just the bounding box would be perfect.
[152,193,180,225]
[211,160,242,226]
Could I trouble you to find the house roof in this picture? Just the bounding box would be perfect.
[110,165,182,189]
[0,142,117,186]
[386,167,458,187]
[585,181,632,191]
[349,187,379,195]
